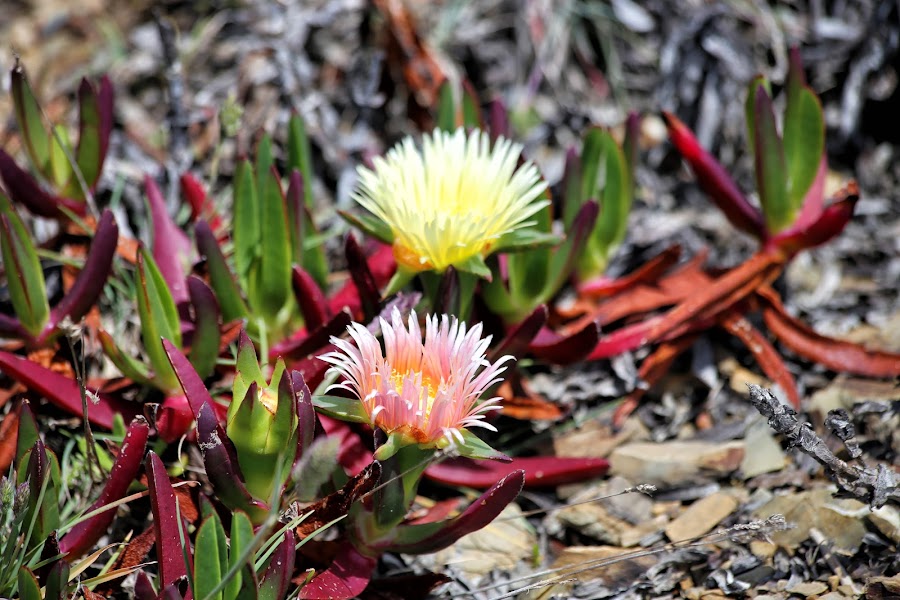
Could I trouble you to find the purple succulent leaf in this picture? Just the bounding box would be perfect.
[292,266,330,331]
[163,338,214,420]
[59,417,150,559]
[489,305,548,362]
[259,530,296,600]
[185,276,221,380]
[290,371,316,459]
[299,541,376,600]
[0,311,27,339]
[272,309,352,362]
[146,175,191,306]
[95,76,114,168]
[0,150,71,219]
[0,350,139,429]
[197,401,268,517]
[45,209,118,339]
[378,470,526,554]
[145,451,193,593]
[528,320,601,365]
[134,571,158,600]
[488,99,510,141]
[345,234,380,320]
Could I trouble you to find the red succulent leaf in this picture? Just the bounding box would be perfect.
[790,156,827,232]
[180,172,224,235]
[145,452,193,596]
[146,176,191,306]
[0,350,138,428]
[299,541,377,600]
[662,111,765,238]
[768,184,859,256]
[0,405,20,473]
[260,530,296,600]
[719,311,800,408]
[293,266,330,331]
[758,285,900,378]
[45,210,118,341]
[425,457,606,489]
[613,332,701,426]
[60,417,150,559]
[155,395,195,443]
[588,251,783,360]
[380,470,526,554]
[583,249,709,328]
[528,320,601,365]
[578,245,682,298]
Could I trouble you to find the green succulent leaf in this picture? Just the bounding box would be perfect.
[312,395,370,423]
[287,113,315,209]
[752,86,791,233]
[16,568,41,600]
[135,248,181,391]
[454,429,509,461]
[453,253,492,280]
[98,330,154,387]
[251,167,292,322]
[226,511,255,599]
[0,196,49,337]
[437,81,456,131]
[47,125,73,191]
[578,129,632,279]
[461,81,482,129]
[10,65,50,176]
[338,209,394,244]
[232,160,259,287]
[784,87,825,213]
[744,75,770,153]
[194,513,228,600]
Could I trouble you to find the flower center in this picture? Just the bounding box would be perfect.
[389,368,437,420]
[257,387,278,414]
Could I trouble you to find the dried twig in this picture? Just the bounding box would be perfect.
[747,384,900,507]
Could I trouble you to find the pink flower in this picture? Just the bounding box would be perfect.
[320,309,512,448]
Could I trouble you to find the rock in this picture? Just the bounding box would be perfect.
[665,492,739,542]
[426,504,534,585]
[556,498,632,545]
[753,488,867,554]
[818,592,849,600]
[619,515,668,547]
[869,505,900,543]
[741,420,786,478]
[786,581,829,596]
[553,417,645,459]
[610,440,745,486]
[547,545,656,589]
[554,477,658,545]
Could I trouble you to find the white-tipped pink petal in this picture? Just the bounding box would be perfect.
[320,308,513,447]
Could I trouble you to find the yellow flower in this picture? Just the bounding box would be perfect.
[352,128,548,274]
